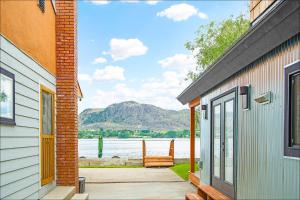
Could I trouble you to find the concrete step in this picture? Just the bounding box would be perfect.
[71,193,89,200]
[42,186,76,200]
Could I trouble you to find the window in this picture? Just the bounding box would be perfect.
[41,88,54,135]
[39,0,45,13]
[284,61,300,158]
[0,67,15,125]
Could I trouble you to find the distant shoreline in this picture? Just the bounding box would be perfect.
[78,137,196,140]
[78,129,198,139]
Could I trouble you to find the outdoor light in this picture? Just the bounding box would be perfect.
[201,104,208,119]
[240,85,250,110]
[255,91,272,104]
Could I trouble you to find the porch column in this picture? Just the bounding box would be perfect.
[56,0,79,191]
[190,107,195,173]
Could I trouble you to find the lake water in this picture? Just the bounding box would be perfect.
[79,138,200,158]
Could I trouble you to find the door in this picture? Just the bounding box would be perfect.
[40,86,55,186]
[211,90,236,199]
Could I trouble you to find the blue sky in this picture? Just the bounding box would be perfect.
[78,0,249,112]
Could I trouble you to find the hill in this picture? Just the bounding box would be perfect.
[79,101,189,131]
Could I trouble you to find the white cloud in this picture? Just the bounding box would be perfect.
[84,53,198,110]
[146,0,160,5]
[89,0,110,5]
[79,65,125,83]
[93,65,125,81]
[104,38,148,61]
[121,0,139,3]
[92,57,107,64]
[158,54,197,75]
[89,0,160,5]
[198,12,208,19]
[78,73,93,84]
[91,69,191,110]
[157,3,208,21]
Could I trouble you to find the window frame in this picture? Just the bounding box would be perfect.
[284,61,300,158]
[0,67,16,126]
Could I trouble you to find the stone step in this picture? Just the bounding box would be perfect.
[71,193,89,200]
[42,186,76,200]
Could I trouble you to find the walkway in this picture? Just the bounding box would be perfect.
[79,168,195,199]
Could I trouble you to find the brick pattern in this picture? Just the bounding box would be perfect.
[55,0,79,191]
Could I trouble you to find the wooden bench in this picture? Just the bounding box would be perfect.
[185,182,230,200]
[142,139,174,167]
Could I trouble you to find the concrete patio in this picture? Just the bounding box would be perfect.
[79,168,195,199]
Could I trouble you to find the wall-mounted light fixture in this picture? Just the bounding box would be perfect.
[255,91,272,105]
[201,104,208,119]
[240,85,250,110]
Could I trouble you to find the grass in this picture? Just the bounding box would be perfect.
[170,163,199,181]
[80,165,143,168]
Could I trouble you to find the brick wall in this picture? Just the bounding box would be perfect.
[55,0,79,191]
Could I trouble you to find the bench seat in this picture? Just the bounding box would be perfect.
[185,192,204,200]
[142,140,174,167]
[185,181,230,200]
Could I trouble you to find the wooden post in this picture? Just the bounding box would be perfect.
[142,140,146,166]
[190,107,195,173]
[169,139,175,159]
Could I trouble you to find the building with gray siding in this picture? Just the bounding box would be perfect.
[178,1,300,199]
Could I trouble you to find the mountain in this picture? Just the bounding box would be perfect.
[79,101,190,131]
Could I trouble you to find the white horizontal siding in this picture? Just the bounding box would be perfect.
[0,165,39,186]
[15,82,39,102]
[25,191,39,200]
[0,35,56,199]
[0,146,39,162]
[15,104,39,119]
[15,93,39,111]
[0,62,39,92]
[4,183,39,200]
[15,115,39,129]
[0,174,39,199]
[1,156,39,174]
[0,126,38,137]
[0,137,39,150]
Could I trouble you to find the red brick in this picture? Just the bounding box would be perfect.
[55,0,79,192]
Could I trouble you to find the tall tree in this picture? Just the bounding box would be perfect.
[185,15,250,81]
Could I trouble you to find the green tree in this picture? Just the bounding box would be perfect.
[98,135,103,158]
[185,14,250,81]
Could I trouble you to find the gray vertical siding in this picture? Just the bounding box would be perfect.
[0,35,56,199]
[199,34,300,199]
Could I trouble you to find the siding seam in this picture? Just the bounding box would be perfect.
[0,163,39,176]
[2,181,39,199]
[0,172,39,188]
[15,103,39,112]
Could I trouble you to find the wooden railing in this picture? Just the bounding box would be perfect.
[41,134,55,185]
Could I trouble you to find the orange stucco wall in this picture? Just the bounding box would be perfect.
[0,0,56,75]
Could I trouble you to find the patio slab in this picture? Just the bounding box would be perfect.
[80,168,195,199]
[80,168,183,183]
[85,182,195,200]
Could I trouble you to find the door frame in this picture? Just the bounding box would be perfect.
[210,87,238,199]
[40,85,56,186]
